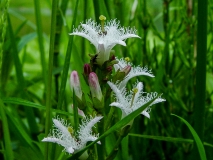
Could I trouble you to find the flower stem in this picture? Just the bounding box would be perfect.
[190,0,207,159]
[33,0,47,96]
[106,125,131,160]
[57,0,79,110]
[44,0,59,159]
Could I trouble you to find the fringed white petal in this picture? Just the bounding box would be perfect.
[119,66,154,89]
[78,116,102,148]
[120,34,141,40]
[70,32,98,50]
[107,81,128,105]
[53,119,71,137]
[141,111,150,118]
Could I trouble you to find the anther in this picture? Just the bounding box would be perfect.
[68,127,74,136]
[125,57,130,62]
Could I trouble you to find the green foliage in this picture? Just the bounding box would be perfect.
[171,114,207,160]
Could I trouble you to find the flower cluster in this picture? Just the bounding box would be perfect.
[42,16,165,158]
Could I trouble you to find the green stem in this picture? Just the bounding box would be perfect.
[73,93,79,131]
[44,0,59,159]
[104,106,115,131]
[33,0,47,98]
[106,126,131,160]
[53,0,68,108]
[57,0,79,110]
[0,99,14,160]
[98,118,105,160]
[191,0,207,158]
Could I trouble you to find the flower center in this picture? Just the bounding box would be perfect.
[99,15,107,35]
[130,88,138,107]
[68,126,74,136]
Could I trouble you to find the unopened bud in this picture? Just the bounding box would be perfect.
[110,54,115,61]
[70,71,82,100]
[120,65,131,76]
[84,64,92,77]
[106,66,113,72]
[88,72,102,101]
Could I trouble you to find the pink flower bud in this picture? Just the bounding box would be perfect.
[83,64,92,76]
[70,71,82,100]
[120,65,131,76]
[88,72,102,101]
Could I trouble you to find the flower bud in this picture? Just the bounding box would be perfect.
[106,66,112,72]
[88,72,102,101]
[120,65,131,76]
[70,71,82,100]
[83,64,92,77]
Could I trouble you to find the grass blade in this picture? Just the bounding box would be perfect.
[171,113,207,160]
[0,99,14,160]
[57,0,79,110]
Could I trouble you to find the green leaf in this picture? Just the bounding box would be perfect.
[129,134,213,148]
[2,97,72,116]
[129,134,194,143]
[171,114,207,160]
[71,94,159,159]
[0,99,14,160]
[18,32,37,52]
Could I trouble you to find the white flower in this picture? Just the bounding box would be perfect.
[107,81,165,119]
[42,116,102,154]
[114,58,154,89]
[70,19,140,65]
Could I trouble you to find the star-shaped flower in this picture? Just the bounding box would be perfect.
[107,81,165,119]
[42,116,102,154]
[114,58,154,89]
[70,18,140,65]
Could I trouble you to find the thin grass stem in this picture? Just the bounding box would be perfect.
[33,0,47,97]
[0,99,13,160]
[44,0,59,159]
[191,0,207,158]
[57,0,79,110]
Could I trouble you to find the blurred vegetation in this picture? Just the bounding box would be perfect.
[0,0,212,160]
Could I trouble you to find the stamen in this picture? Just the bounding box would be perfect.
[130,88,138,107]
[125,57,130,62]
[99,15,106,33]
[68,126,74,136]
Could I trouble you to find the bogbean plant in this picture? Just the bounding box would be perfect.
[42,15,165,159]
